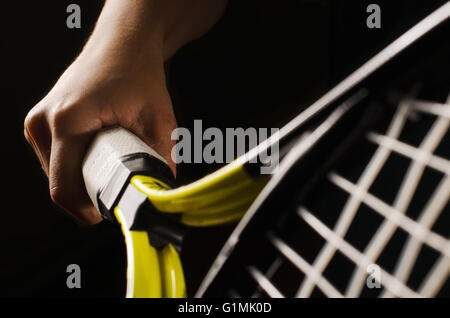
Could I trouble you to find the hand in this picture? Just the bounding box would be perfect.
[24,36,176,225]
[24,0,227,224]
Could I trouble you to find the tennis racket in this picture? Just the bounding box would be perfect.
[196,2,450,298]
[82,1,450,298]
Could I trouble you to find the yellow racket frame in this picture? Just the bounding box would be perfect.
[132,161,269,226]
[114,160,269,297]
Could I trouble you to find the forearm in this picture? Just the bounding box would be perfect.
[83,0,228,61]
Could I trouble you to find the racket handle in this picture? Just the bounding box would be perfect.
[82,126,174,220]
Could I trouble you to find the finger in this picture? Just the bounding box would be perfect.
[24,110,52,176]
[49,135,102,224]
[125,104,177,177]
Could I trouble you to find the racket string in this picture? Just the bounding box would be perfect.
[233,96,450,298]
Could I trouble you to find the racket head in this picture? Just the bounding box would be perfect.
[196,5,450,298]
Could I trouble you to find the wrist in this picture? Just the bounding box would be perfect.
[82,0,165,62]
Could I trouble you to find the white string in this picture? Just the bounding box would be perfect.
[387,95,450,296]
[251,257,283,298]
[368,133,450,175]
[407,99,450,119]
[382,176,450,297]
[295,103,410,297]
[418,256,450,297]
[298,208,422,297]
[382,115,450,296]
[330,174,450,259]
[267,233,344,298]
[345,113,449,297]
[247,266,285,298]
[268,96,449,298]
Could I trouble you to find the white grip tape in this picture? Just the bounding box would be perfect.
[82,126,167,212]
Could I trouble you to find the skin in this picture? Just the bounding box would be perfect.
[24,0,228,224]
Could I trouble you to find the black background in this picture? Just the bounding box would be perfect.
[0,0,446,297]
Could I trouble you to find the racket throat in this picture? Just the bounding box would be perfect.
[117,183,186,252]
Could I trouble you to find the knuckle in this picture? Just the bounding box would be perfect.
[24,108,39,133]
[49,100,102,136]
[49,106,71,133]
[50,186,68,208]
[119,107,144,133]
[24,107,44,142]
